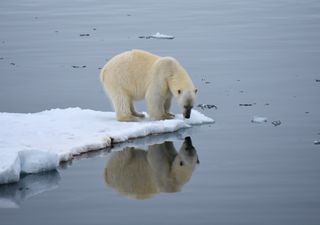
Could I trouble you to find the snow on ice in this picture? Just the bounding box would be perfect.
[0,108,213,184]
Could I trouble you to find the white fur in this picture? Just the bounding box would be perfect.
[104,141,198,200]
[100,49,196,121]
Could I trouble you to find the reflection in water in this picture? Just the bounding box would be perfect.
[105,137,199,200]
[0,170,60,208]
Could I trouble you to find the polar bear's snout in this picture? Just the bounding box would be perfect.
[180,137,199,165]
[183,105,193,119]
[183,136,196,156]
[178,90,196,119]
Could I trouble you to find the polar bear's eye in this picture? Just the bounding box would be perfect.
[194,89,198,94]
[180,161,184,166]
[178,90,181,94]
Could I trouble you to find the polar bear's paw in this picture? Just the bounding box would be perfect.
[117,114,140,122]
[132,111,145,118]
[165,112,175,119]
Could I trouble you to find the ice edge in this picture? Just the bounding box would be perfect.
[0,108,213,184]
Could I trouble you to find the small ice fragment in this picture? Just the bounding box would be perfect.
[150,32,174,39]
[197,104,218,110]
[239,103,253,106]
[72,65,86,68]
[251,116,267,123]
[314,140,320,145]
[271,120,281,126]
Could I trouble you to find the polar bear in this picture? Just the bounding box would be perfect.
[100,49,197,121]
[104,137,199,200]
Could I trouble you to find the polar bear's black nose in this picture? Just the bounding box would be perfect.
[185,136,192,146]
[183,106,192,119]
[184,136,195,155]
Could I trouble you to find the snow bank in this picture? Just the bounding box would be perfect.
[0,108,213,184]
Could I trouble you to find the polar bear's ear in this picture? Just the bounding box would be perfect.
[194,89,198,94]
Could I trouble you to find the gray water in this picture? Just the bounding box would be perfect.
[1,0,320,224]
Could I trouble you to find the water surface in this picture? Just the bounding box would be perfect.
[1,0,320,224]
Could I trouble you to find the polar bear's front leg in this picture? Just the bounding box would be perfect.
[146,87,173,120]
[164,94,175,119]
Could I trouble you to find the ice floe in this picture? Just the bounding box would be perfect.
[0,108,213,184]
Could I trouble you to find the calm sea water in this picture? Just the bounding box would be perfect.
[1,0,320,224]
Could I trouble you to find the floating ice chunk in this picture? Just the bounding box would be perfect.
[239,103,253,107]
[314,140,320,145]
[19,150,59,174]
[150,32,174,39]
[272,120,282,126]
[197,104,218,110]
[0,152,20,184]
[0,107,213,184]
[251,116,267,123]
[139,32,174,39]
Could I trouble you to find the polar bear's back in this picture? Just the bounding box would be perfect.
[100,50,159,99]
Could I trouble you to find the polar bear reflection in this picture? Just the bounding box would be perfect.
[104,137,199,200]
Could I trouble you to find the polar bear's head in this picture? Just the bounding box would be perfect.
[164,58,197,119]
[171,137,199,185]
[176,88,197,119]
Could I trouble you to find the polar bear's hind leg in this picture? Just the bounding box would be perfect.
[110,90,138,122]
